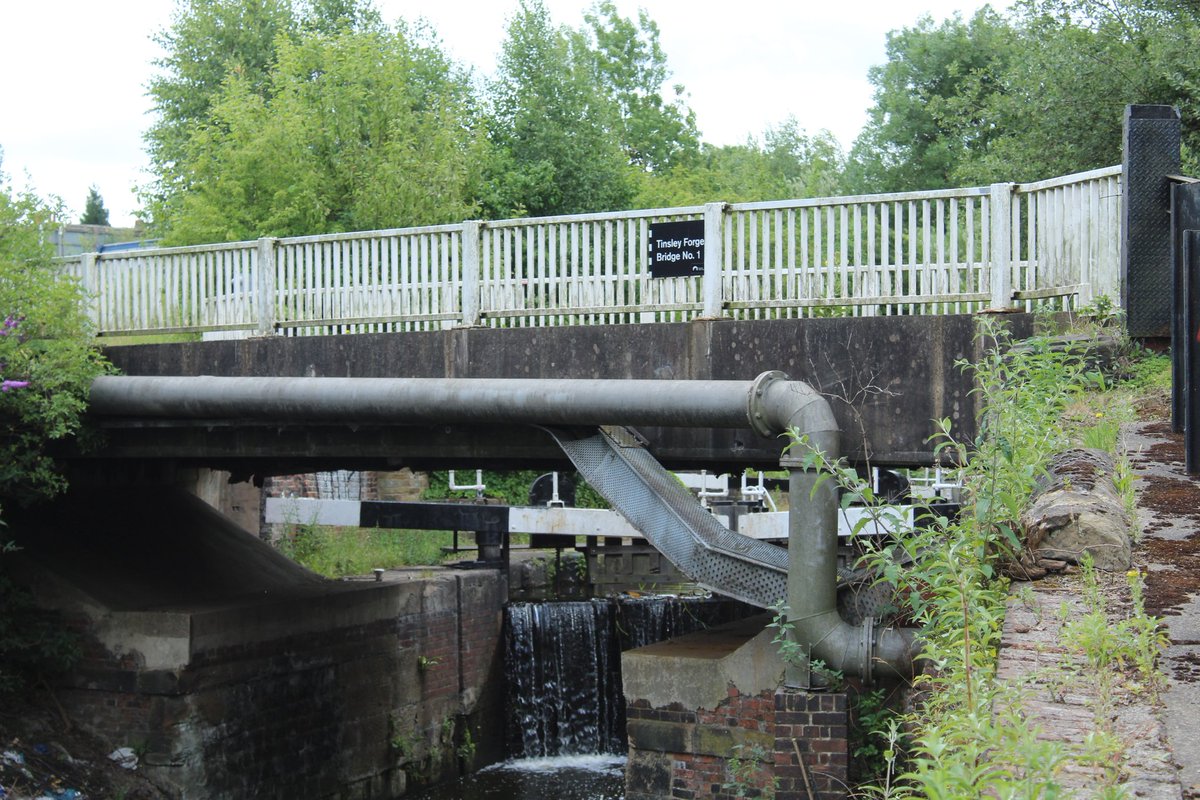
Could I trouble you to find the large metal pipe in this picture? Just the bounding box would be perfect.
[90,373,782,431]
[89,370,919,679]
[783,458,919,684]
[759,380,918,684]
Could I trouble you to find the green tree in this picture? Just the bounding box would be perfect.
[145,0,298,205]
[79,185,109,226]
[484,0,634,217]
[633,142,777,207]
[579,1,699,172]
[633,120,845,208]
[157,21,486,243]
[0,155,109,507]
[977,0,1199,180]
[762,118,846,198]
[144,0,387,222]
[845,8,1017,193]
[846,0,1200,191]
[300,0,383,33]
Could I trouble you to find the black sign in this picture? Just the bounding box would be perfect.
[648,219,705,278]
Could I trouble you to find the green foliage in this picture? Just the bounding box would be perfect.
[0,160,110,508]
[1062,557,1168,697]
[847,0,1200,191]
[1122,351,1172,393]
[722,743,776,799]
[455,725,476,764]
[847,8,1017,192]
[154,17,486,243]
[0,567,82,695]
[579,1,699,173]
[145,0,298,207]
[786,318,1098,796]
[634,120,846,209]
[276,522,453,576]
[483,0,635,218]
[423,469,607,508]
[388,712,415,759]
[849,688,904,785]
[79,185,109,226]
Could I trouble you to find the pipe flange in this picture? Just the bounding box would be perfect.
[859,616,875,685]
[747,370,789,438]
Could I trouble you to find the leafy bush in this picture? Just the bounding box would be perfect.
[0,162,110,509]
[0,564,82,694]
[0,161,107,696]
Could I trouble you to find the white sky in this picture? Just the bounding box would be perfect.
[0,0,1012,227]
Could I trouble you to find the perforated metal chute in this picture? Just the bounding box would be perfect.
[546,426,789,609]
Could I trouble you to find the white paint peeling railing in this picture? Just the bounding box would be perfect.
[1011,166,1123,308]
[272,224,464,335]
[724,187,994,318]
[57,166,1122,337]
[66,241,259,336]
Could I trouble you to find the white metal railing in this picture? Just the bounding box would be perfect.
[57,166,1123,337]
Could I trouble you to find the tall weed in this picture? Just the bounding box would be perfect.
[793,318,1095,797]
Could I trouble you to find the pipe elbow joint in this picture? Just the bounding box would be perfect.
[747,372,839,457]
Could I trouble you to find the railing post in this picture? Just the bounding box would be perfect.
[256,237,277,336]
[461,220,482,327]
[989,183,1014,310]
[702,201,726,319]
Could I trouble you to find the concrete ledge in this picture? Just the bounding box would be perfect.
[622,613,783,710]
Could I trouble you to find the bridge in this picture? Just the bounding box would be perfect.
[14,106,1184,800]
[60,158,1131,476]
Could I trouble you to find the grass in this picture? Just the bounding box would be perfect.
[277,523,456,578]
[1060,351,1170,445]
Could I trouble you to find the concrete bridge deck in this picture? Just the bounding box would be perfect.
[82,314,1025,478]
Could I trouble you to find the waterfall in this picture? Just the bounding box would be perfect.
[504,596,751,759]
[506,599,622,758]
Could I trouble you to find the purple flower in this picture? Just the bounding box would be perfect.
[1,380,29,392]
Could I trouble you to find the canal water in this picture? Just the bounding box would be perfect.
[412,595,750,799]
[412,754,625,799]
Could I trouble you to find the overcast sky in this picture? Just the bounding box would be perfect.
[0,0,1012,227]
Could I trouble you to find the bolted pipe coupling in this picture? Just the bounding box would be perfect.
[746,370,789,438]
[858,617,875,686]
[747,370,839,452]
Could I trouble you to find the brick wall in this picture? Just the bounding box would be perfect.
[774,690,849,800]
[625,687,849,800]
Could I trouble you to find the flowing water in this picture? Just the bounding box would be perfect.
[412,754,626,800]
[413,595,750,799]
